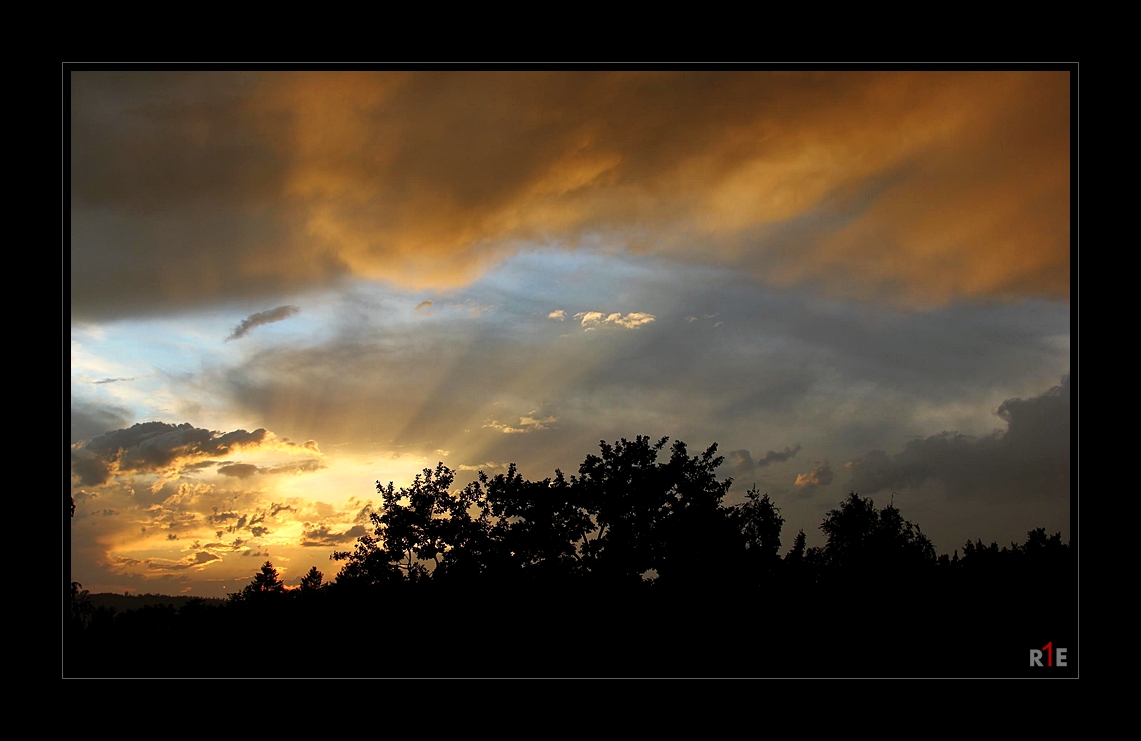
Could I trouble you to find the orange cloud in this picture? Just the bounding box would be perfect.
[72,71,1070,317]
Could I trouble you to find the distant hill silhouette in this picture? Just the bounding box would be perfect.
[87,592,227,613]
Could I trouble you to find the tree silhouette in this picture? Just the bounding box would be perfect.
[785,530,807,561]
[572,436,734,587]
[734,486,784,583]
[299,566,324,593]
[332,436,737,589]
[64,435,1077,677]
[818,492,935,585]
[70,581,94,626]
[334,462,498,585]
[231,561,285,602]
[483,465,591,581]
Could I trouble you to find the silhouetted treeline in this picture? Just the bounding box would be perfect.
[83,592,227,613]
[66,436,1076,676]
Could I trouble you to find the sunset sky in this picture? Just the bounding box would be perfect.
[68,70,1073,597]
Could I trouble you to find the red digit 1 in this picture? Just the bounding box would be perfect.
[1043,641,1053,667]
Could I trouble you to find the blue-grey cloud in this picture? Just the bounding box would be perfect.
[847,376,1070,502]
[726,444,802,475]
[226,305,300,341]
[71,400,134,444]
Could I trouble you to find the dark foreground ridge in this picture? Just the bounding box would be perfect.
[66,436,1076,677]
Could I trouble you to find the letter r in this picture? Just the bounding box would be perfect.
[1030,649,1043,667]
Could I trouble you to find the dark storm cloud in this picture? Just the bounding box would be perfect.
[725,450,756,474]
[726,444,802,475]
[70,454,115,488]
[655,270,1071,406]
[761,445,802,466]
[70,421,320,486]
[71,71,1068,320]
[547,260,1066,418]
[217,463,260,479]
[300,524,369,547]
[209,509,239,525]
[226,305,301,341]
[71,399,133,444]
[218,459,325,478]
[847,376,1070,503]
[183,460,221,471]
[87,422,266,467]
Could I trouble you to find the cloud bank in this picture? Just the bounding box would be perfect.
[72,71,1069,320]
[71,421,321,486]
[726,444,802,475]
[847,376,1070,503]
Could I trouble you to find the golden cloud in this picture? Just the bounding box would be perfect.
[72,71,1069,316]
